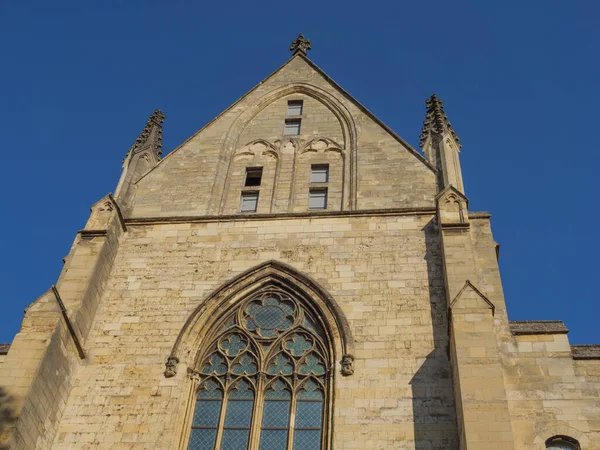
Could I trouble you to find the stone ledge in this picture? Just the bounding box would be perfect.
[78,229,108,238]
[468,211,491,219]
[125,207,438,226]
[0,343,10,355]
[571,345,600,360]
[509,320,569,335]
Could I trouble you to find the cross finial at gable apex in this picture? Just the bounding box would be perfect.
[290,33,312,55]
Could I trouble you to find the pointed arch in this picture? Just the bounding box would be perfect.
[212,83,358,213]
[168,260,353,373]
[174,261,349,450]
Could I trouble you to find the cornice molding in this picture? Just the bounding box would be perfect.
[124,207,438,226]
[509,320,569,335]
[571,345,600,360]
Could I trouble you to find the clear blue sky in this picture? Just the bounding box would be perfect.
[1,1,598,344]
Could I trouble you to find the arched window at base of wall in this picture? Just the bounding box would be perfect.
[546,435,581,450]
[186,289,332,450]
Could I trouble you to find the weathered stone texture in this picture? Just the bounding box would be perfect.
[1,49,598,450]
[501,333,600,449]
[51,214,457,449]
[130,56,437,218]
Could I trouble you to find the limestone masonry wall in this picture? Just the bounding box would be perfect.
[130,56,437,218]
[52,214,458,449]
[1,49,598,450]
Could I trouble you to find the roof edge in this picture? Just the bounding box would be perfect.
[135,52,437,185]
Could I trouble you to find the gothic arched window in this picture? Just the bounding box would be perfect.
[187,289,331,450]
[546,436,580,450]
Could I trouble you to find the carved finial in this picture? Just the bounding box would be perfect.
[419,94,461,148]
[290,33,311,55]
[129,109,166,158]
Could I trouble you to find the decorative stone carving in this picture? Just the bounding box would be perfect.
[450,280,495,314]
[301,137,343,155]
[129,109,165,157]
[436,186,468,225]
[187,368,201,382]
[340,353,354,376]
[419,94,461,148]
[234,139,279,161]
[164,356,179,378]
[84,195,117,230]
[99,201,113,213]
[290,33,311,55]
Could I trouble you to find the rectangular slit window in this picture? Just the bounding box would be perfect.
[309,188,328,210]
[287,100,303,116]
[240,191,259,213]
[284,119,301,135]
[311,164,329,183]
[245,167,263,187]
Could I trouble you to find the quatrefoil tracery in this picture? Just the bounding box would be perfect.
[196,289,329,386]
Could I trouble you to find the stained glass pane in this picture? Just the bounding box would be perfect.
[304,315,317,331]
[265,380,291,400]
[229,381,254,399]
[202,355,227,375]
[280,318,293,330]
[295,401,323,429]
[264,296,280,306]
[299,354,325,376]
[232,354,258,375]
[262,401,291,428]
[280,301,295,316]
[198,380,223,399]
[246,318,257,330]
[285,335,312,357]
[260,430,288,450]
[255,305,286,329]
[220,335,246,356]
[192,400,221,427]
[247,303,261,315]
[298,380,323,400]
[220,429,250,450]
[188,428,217,450]
[224,400,253,427]
[293,430,321,450]
[267,354,293,375]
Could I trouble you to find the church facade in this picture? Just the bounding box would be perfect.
[0,35,598,450]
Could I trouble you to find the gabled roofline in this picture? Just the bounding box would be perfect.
[135,52,436,185]
[297,54,436,172]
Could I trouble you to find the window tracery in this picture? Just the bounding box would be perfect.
[187,289,330,450]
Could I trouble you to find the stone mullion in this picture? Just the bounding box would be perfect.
[248,373,266,450]
[213,380,230,450]
[288,374,300,450]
